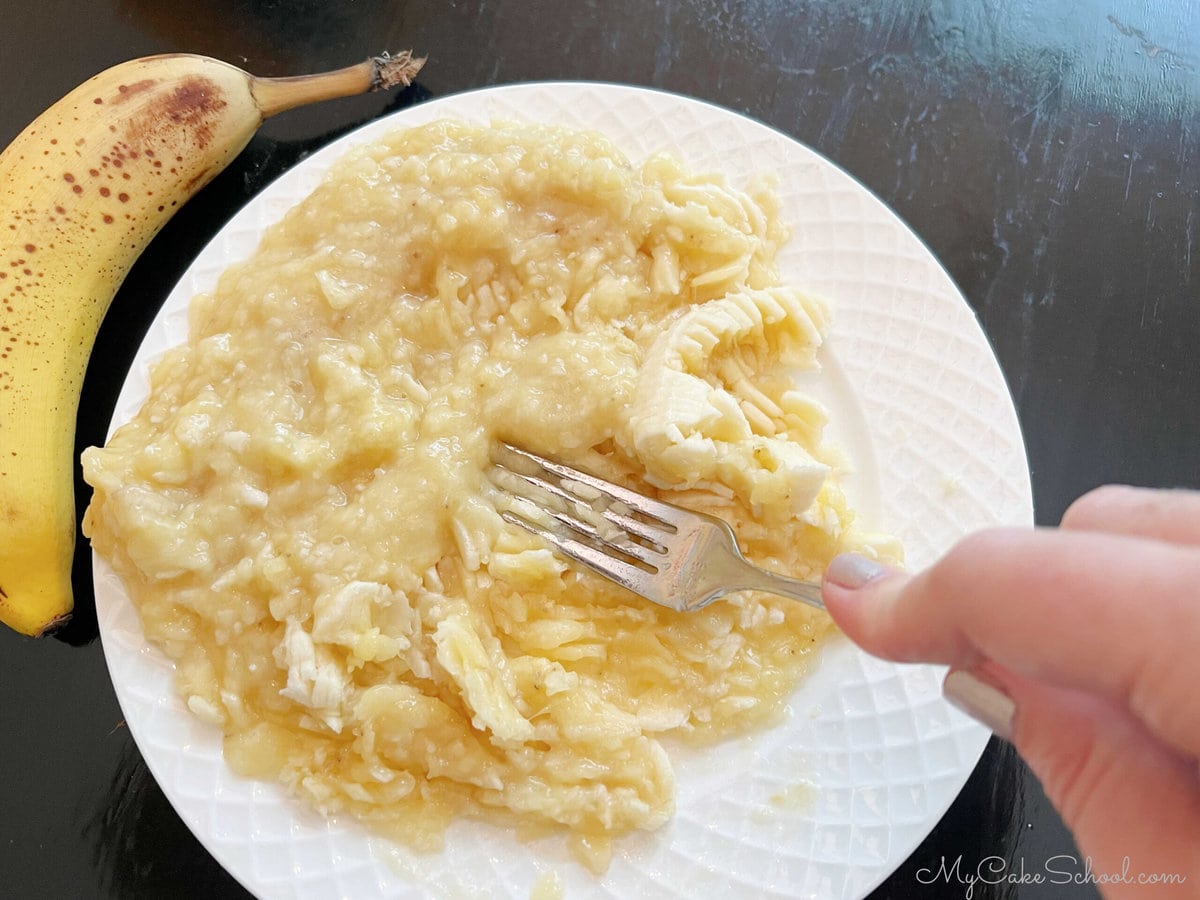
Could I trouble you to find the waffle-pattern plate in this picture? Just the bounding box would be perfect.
[95,83,1032,899]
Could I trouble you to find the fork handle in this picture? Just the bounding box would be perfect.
[729,558,826,610]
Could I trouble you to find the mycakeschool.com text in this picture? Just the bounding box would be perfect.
[916,855,1187,897]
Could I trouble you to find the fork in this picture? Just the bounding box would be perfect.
[488,442,825,613]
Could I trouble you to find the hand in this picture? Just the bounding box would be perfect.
[822,486,1200,898]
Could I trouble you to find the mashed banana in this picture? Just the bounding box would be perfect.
[83,120,887,869]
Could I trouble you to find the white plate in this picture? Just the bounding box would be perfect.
[95,83,1032,899]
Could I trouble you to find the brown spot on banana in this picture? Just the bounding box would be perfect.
[114,79,157,100]
[124,76,227,153]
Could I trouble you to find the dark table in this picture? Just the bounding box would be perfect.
[4,2,1196,897]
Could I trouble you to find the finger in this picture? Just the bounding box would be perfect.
[950,665,1200,898]
[821,531,1200,760]
[1062,485,1200,547]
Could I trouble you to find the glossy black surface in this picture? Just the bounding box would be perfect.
[5,1,1197,897]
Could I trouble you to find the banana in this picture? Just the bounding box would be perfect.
[0,51,424,636]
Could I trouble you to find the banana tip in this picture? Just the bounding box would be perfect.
[35,612,73,638]
[372,50,426,90]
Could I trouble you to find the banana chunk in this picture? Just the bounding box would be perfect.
[625,288,831,516]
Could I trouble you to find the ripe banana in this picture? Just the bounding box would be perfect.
[0,51,424,636]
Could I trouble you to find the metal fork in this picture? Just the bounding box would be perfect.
[488,442,825,613]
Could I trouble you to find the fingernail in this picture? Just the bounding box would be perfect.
[943,670,1015,742]
[824,553,889,590]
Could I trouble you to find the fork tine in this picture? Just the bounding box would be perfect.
[495,442,688,530]
[494,463,671,547]
[497,486,664,569]
[499,510,658,592]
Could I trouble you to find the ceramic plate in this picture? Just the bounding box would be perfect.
[95,82,1033,899]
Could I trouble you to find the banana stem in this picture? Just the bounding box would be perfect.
[250,50,426,118]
